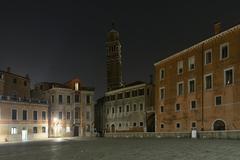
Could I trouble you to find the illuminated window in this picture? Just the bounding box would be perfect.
[75,82,79,91]
[66,127,70,133]
[11,127,17,135]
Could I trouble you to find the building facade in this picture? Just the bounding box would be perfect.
[33,78,95,137]
[0,67,30,99]
[104,81,154,133]
[155,24,240,132]
[0,69,48,142]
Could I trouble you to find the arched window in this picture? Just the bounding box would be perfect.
[213,120,225,131]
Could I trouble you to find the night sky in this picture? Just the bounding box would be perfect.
[0,1,240,99]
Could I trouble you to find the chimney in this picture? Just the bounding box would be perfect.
[6,67,11,73]
[214,22,221,35]
[149,74,153,84]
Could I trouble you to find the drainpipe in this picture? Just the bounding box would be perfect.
[201,43,205,131]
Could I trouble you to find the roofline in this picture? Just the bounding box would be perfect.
[154,24,240,66]
[0,70,30,80]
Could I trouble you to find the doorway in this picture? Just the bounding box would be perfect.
[213,120,226,131]
[22,130,28,141]
[74,126,79,136]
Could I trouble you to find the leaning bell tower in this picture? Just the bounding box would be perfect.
[106,23,123,91]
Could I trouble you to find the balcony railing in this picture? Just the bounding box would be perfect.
[0,95,48,105]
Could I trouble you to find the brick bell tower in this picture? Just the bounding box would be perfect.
[106,23,123,91]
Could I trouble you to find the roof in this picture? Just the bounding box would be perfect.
[0,70,30,80]
[154,24,240,66]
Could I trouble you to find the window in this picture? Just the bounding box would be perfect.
[191,100,197,110]
[75,95,80,103]
[12,109,17,120]
[110,95,115,101]
[119,107,122,113]
[33,127,38,133]
[133,122,137,127]
[133,104,137,111]
[132,90,138,97]
[160,106,164,113]
[33,111,38,120]
[117,93,123,99]
[66,127,70,133]
[86,95,91,104]
[23,110,27,120]
[59,112,62,120]
[51,95,54,104]
[13,78,17,84]
[11,127,17,135]
[67,96,71,104]
[175,104,181,112]
[24,81,27,86]
[42,111,46,121]
[177,82,184,96]
[125,92,130,98]
[59,95,63,104]
[176,123,181,129]
[138,89,145,96]
[112,108,115,114]
[67,112,71,120]
[140,122,144,127]
[205,74,213,89]
[160,68,165,80]
[220,43,229,60]
[177,61,183,74]
[188,56,195,70]
[205,49,212,65]
[74,82,79,91]
[119,123,122,127]
[86,112,90,120]
[224,68,234,86]
[215,96,222,106]
[140,103,143,111]
[192,122,197,128]
[189,79,195,93]
[126,105,130,112]
[42,127,46,133]
[107,108,109,115]
[160,123,164,129]
[0,73,3,79]
[160,87,165,100]
[75,111,79,119]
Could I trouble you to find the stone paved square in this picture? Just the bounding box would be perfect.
[0,138,239,160]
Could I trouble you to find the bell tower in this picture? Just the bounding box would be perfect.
[106,23,123,91]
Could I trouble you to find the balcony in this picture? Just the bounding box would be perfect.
[0,95,48,105]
